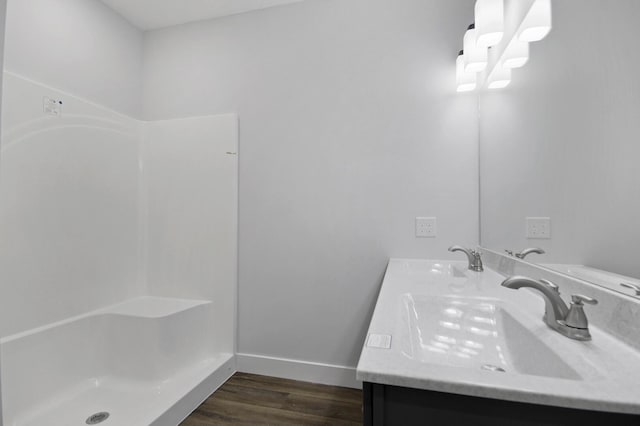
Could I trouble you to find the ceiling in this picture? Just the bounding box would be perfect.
[99,0,304,31]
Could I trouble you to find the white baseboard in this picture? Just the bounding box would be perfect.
[236,353,361,389]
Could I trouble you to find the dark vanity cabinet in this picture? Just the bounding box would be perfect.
[363,382,640,426]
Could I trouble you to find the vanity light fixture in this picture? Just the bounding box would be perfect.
[475,0,504,48]
[456,50,477,92]
[463,24,488,73]
[487,64,511,89]
[455,0,551,92]
[518,0,552,42]
[501,38,529,68]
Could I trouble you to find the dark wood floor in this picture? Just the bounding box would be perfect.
[181,372,363,425]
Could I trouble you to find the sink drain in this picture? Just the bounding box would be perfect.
[86,412,110,424]
[481,364,506,373]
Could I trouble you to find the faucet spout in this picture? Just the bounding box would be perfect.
[516,248,546,259]
[501,276,568,325]
[448,245,483,272]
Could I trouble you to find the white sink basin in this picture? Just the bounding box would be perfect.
[401,294,581,380]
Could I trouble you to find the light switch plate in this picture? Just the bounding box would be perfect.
[526,217,551,239]
[416,217,437,238]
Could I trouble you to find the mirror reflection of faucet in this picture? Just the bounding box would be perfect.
[620,282,640,297]
[501,276,598,341]
[504,248,546,259]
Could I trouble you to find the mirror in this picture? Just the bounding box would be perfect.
[479,0,640,296]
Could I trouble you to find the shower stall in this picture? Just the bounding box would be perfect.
[0,66,238,425]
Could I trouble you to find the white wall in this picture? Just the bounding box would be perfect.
[144,115,238,355]
[143,0,479,375]
[480,0,640,279]
[0,73,143,338]
[3,0,143,118]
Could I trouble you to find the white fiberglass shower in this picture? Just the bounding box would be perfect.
[0,72,238,426]
[0,2,239,422]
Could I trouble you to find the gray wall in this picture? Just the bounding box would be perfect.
[480,0,640,278]
[0,0,6,422]
[143,0,478,369]
[4,0,143,117]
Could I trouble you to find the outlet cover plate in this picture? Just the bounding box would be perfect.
[416,217,437,238]
[526,217,551,239]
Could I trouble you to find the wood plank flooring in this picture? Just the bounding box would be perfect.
[180,373,362,426]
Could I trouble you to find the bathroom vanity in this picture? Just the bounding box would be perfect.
[356,252,640,425]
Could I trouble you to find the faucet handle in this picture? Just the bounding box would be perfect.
[571,294,598,306]
[564,294,598,331]
[620,282,640,296]
[504,249,514,256]
[540,279,560,293]
[470,250,483,271]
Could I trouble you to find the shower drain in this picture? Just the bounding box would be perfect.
[86,412,110,424]
[481,364,506,373]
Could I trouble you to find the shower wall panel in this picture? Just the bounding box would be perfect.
[143,115,238,355]
[0,73,143,338]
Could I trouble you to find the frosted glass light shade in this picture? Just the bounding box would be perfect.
[456,51,477,92]
[475,0,504,48]
[502,39,529,68]
[518,0,552,42]
[463,25,487,73]
[488,65,511,89]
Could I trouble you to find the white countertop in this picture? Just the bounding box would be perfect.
[356,258,640,414]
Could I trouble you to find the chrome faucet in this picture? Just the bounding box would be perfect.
[501,276,598,341]
[449,246,483,272]
[515,248,546,259]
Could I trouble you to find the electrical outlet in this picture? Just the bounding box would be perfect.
[526,217,551,239]
[416,217,437,238]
